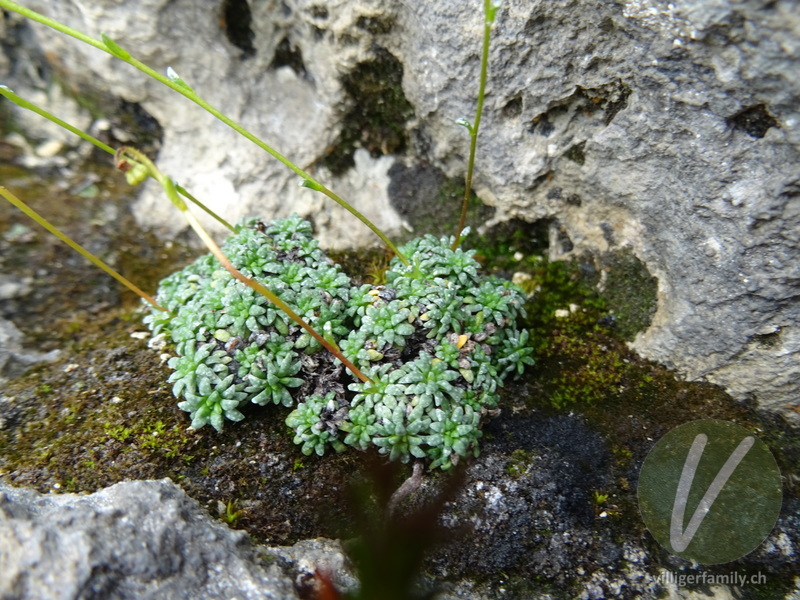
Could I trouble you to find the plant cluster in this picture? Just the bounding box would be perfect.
[145,215,532,468]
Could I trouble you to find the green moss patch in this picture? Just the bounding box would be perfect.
[322,47,414,175]
[599,249,658,340]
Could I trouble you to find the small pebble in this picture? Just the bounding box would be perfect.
[34,140,64,158]
[511,272,531,287]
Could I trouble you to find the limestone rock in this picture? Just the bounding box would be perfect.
[0,478,298,600]
[0,317,59,381]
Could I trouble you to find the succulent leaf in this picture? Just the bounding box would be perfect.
[147,216,532,467]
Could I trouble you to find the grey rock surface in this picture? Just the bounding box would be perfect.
[0,478,298,600]
[263,537,360,598]
[1,0,798,419]
[0,316,59,381]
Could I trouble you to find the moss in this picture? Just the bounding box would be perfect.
[542,332,629,409]
[327,246,393,286]
[0,306,383,543]
[322,47,414,175]
[599,249,658,340]
[505,448,535,478]
[520,258,605,347]
[563,141,585,165]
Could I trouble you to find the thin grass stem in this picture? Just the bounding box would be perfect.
[452,0,500,250]
[0,186,166,311]
[184,209,373,385]
[0,84,235,232]
[0,85,115,155]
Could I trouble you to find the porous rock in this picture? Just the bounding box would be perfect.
[0,478,298,600]
[0,316,59,381]
[1,0,798,419]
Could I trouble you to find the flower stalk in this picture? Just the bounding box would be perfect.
[452,0,502,249]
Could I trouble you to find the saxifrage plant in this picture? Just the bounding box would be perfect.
[0,0,531,469]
